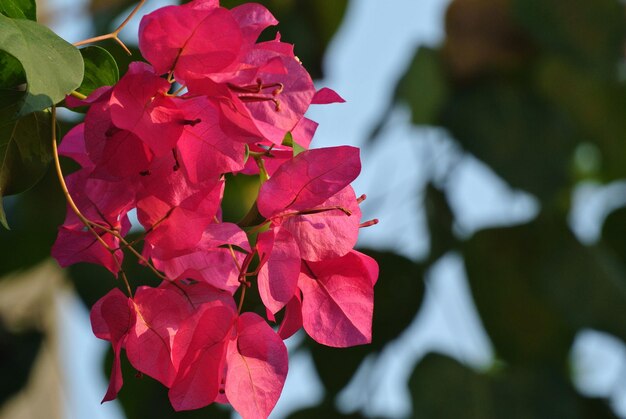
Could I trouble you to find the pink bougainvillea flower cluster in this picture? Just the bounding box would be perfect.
[52,1,378,418]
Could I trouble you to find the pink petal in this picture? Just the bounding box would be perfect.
[109,62,183,157]
[257,146,361,217]
[52,224,124,274]
[299,252,374,347]
[168,304,235,411]
[290,117,318,149]
[177,97,246,183]
[311,87,345,105]
[230,3,278,45]
[353,250,379,286]
[256,228,300,314]
[65,85,112,108]
[238,53,315,144]
[282,186,361,261]
[139,6,242,81]
[126,286,192,386]
[185,0,219,10]
[58,124,92,168]
[277,293,303,340]
[225,312,288,419]
[159,280,238,313]
[151,224,250,293]
[90,289,133,402]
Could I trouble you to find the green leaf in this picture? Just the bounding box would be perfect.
[397,46,449,125]
[464,214,626,366]
[424,183,456,263]
[409,353,618,419]
[282,132,306,157]
[77,45,119,96]
[442,81,579,202]
[0,51,26,119]
[410,354,492,419]
[0,14,83,116]
[463,219,575,366]
[534,57,626,182]
[0,111,53,228]
[0,0,36,21]
[512,0,625,77]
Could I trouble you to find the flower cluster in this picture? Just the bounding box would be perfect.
[52,1,378,418]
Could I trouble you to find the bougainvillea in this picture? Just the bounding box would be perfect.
[48,1,378,417]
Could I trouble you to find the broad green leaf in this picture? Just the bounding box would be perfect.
[397,46,448,125]
[0,0,36,21]
[464,215,626,366]
[0,51,26,119]
[77,45,119,96]
[0,111,53,228]
[0,14,83,116]
[410,354,492,419]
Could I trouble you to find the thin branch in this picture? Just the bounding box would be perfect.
[73,0,147,55]
[51,106,133,296]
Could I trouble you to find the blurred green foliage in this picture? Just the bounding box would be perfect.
[374,0,626,417]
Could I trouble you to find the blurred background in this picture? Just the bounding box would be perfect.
[2,0,626,417]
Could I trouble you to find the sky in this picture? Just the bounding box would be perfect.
[46,0,626,417]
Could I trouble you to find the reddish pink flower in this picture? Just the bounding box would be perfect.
[139,3,242,82]
[257,146,363,261]
[90,289,132,402]
[109,62,185,157]
[224,312,288,419]
[299,251,378,347]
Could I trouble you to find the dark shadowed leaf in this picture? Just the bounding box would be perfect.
[410,353,491,419]
[77,45,119,96]
[424,183,456,263]
[602,207,626,264]
[0,110,53,228]
[0,14,83,116]
[464,215,626,366]
[396,47,449,126]
[288,403,366,419]
[534,57,626,182]
[512,0,625,77]
[308,342,370,398]
[409,353,617,419]
[442,82,578,202]
[0,321,42,405]
[0,0,36,20]
[364,250,426,349]
[0,51,26,120]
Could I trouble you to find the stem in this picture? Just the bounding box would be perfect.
[236,251,255,314]
[237,286,247,314]
[254,156,269,184]
[51,106,133,296]
[70,90,87,100]
[73,0,147,55]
